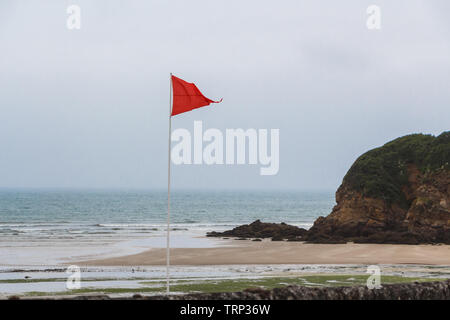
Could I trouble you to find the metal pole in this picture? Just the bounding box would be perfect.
[166,73,173,294]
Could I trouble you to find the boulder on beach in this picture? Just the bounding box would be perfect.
[206,220,307,241]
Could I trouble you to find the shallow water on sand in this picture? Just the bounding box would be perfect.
[1,264,449,297]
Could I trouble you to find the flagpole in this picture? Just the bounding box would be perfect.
[166,72,173,294]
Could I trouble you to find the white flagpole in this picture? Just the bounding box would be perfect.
[166,72,173,294]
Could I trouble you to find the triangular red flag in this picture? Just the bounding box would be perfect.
[171,75,222,116]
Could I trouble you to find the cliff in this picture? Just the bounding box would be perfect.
[305,131,450,244]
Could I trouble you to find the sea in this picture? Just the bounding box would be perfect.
[0,189,334,266]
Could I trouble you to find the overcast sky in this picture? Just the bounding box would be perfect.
[0,0,449,190]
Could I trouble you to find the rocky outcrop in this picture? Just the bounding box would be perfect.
[50,280,450,300]
[148,280,450,300]
[305,132,450,244]
[206,220,307,241]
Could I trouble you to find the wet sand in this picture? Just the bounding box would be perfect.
[77,240,450,266]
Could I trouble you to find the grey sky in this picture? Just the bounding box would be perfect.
[0,0,449,190]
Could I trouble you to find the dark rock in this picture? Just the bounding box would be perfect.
[144,280,450,300]
[70,295,111,300]
[30,280,450,300]
[271,236,284,241]
[207,220,307,241]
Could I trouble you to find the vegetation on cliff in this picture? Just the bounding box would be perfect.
[343,131,450,206]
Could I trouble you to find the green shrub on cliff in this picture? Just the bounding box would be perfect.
[343,131,450,206]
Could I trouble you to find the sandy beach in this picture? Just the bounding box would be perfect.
[77,239,450,266]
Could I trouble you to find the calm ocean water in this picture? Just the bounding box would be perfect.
[0,190,335,247]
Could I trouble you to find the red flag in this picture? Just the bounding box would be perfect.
[171,75,222,116]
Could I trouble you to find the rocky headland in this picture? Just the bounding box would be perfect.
[209,131,449,244]
[305,131,449,244]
